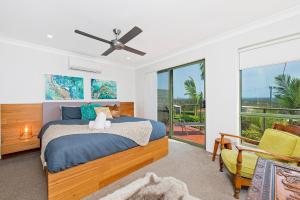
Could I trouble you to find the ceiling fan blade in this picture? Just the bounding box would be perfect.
[101,46,115,56]
[75,30,111,44]
[123,46,146,56]
[118,26,142,44]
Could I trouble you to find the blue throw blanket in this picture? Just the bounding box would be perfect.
[39,116,166,173]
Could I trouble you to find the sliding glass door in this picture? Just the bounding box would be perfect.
[157,59,205,146]
[172,61,205,145]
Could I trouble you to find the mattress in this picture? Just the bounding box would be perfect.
[39,116,166,173]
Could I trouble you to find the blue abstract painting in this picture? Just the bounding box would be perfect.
[45,74,84,100]
[91,79,117,99]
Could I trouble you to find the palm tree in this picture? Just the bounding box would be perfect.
[274,74,300,110]
[199,62,205,80]
[184,76,202,116]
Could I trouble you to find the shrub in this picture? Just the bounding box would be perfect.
[174,112,206,122]
[180,115,200,122]
[241,129,263,141]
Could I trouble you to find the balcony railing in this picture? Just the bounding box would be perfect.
[241,106,300,137]
[241,106,300,119]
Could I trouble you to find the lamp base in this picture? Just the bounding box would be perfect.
[19,133,33,140]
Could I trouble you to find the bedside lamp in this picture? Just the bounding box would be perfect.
[20,125,33,140]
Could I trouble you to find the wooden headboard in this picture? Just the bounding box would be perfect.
[119,102,134,117]
[273,123,300,137]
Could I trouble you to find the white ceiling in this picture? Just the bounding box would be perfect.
[0,0,300,68]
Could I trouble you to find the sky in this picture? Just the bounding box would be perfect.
[242,60,300,98]
[157,63,205,99]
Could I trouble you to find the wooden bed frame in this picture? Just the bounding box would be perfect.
[47,136,169,200]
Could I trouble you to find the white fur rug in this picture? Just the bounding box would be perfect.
[100,173,200,200]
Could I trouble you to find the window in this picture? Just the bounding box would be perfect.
[240,60,300,140]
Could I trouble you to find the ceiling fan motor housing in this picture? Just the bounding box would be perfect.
[112,40,125,50]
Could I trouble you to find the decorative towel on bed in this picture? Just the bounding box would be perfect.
[41,121,153,166]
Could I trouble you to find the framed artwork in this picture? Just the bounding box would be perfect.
[45,74,84,100]
[91,79,117,99]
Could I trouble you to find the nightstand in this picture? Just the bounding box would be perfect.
[1,104,42,155]
[1,138,40,155]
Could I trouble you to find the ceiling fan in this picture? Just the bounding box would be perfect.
[74,26,146,56]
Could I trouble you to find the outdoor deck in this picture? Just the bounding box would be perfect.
[167,126,205,145]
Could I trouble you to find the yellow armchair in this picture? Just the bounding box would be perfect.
[219,128,300,199]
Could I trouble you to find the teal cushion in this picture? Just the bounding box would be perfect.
[80,104,101,120]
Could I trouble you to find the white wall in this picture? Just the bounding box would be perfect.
[135,14,300,153]
[0,42,135,104]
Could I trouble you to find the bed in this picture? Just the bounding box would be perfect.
[41,102,168,200]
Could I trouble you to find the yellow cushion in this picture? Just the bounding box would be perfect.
[221,149,258,179]
[257,129,297,160]
[289,139,300,166]
[94,107,113,119]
